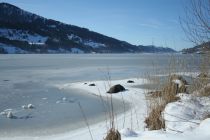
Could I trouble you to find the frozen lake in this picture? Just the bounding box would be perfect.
[0,53,201,136]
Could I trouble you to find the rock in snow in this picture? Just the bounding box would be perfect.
[89,83,96,86]
[107,84,126,93]
[127,80,135,83]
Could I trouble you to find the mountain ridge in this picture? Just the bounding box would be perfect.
[0,2,176,54]
[182,42,210,54]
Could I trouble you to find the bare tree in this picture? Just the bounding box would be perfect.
[180,0,210,45]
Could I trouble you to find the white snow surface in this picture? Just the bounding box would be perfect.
[172,79,183,88]
[67,34,107,49]
[155,72,199,78]
[67,34,82,43]
[164,93,210,133]
[84,40,106,48]
[0,28,48,45]
[1,78,210,140]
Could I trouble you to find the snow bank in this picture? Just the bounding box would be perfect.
[164,93,210,133]
[155,72,199,78]
[172,79,183,88]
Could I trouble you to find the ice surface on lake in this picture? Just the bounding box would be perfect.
[0,54,201,136]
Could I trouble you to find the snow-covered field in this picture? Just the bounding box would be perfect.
[2,77,210,140]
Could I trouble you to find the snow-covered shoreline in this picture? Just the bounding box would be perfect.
[2,76,210,140]
[52,78,148,139]
[1,78,147,140]
[52,76,210,140]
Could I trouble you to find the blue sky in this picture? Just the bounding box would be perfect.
[1,0,193,50]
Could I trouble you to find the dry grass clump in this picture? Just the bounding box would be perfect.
[148,91,162,98]
[203,112,210,120]
[195,83,210,97]
[190,73,210,96]
[200,84,210,96]
[148,74,187,103]
[198,72,209,79]
[169,74,188,93]
[197,72,209,85]
[162,82,181,104]
[104,128,121,140]
[145,104,165,130]
[145,74,188,130]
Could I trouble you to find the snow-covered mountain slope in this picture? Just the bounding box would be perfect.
[0,28,48,45]
[0,2,176,54]
[84,40,106,48]
[0,43,27,54]
[182,41,210,54]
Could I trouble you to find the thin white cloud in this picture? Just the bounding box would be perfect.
[138,23,160,29]
[138,18,163,29]
[168,19,179,24]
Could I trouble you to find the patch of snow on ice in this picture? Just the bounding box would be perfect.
[62,97,67,101]
[7,111,13,118]
[27,104,34,109]
[22,105,28,109]
[22,104,35,109]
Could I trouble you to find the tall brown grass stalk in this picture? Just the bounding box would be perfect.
[144,54,187,130]
[77,101,94,140]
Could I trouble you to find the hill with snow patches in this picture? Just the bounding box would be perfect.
[182,41,210,54]
[0,3,176,54]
